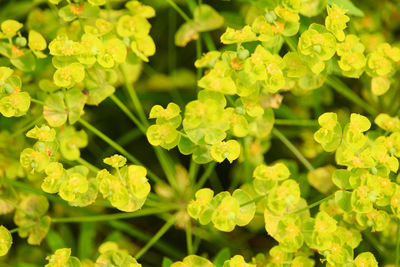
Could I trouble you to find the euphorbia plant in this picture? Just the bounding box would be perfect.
[0,0,400,266]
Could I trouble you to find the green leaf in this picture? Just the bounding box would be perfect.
[59,127,88,161]
[10,51,36,72]
[43,92,67,127]
[162,258,173,267]
[210,140,241,163]
[172,255,214,267]
[46,230,67,252]
[65,88,87,124]
[194,4,224,32]
[327,0,364,17]
[335,190,352,212]
[28,30,47,51]
[232,189,256,226]
[0,91,31,117]
[0,226,12,256]
[175,21,199,47]
[332,169,352,190]
[213,248,231,267]
[78,222,96,259]
[178,135,196,155]
[103,154,127,168]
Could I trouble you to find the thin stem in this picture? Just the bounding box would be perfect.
[283,36,297,52]
[154,147,179,191]
[51,207,177,223]
[325,76,378,116]
[188,159,199,187]
[2,177,65,204]
[194,162,217,191]
[166,0,191,22]
[274,119,318,127]
[272,128,314,172]
[392,100,400,117]
[363,231,390,259]
[0,196,34,218]
[185,0,216,52]
[107,220,184,259]
[9,222,37,234]
[240,195,265,207]
[9,115,43,139]
[202,33,216,51]
[120,66,149,126]
[135,215,177,259]
[119,67,179,191]
[290,194,334,215]
[241,138,251,184]
[30,98,46,107]
[192,234,201,254]
[196,37,203,91]
[389,88,400,115]
[101,128,143,158]
[186,220,193,254]
[76,157,99,173]
[109,94,147,133]
[78,119,162,184]
[396,219,400,266]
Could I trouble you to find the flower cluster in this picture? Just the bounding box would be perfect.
[187,188,256,232]
[0,0,399,265]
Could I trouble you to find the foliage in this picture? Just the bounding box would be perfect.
[0,0,400,266]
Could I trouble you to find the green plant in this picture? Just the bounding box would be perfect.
[1,0,400,266]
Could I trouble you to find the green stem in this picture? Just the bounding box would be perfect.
[76,157,99,173]
[363,231,390,259]
[51,207,177,223]
[196,37,203,91]
[325,76,378,116]
[188,159,199,187]
[194,162,217,191]
[9,222,38,234]
[2,177,65,204]
[119,66,179,191]
[203,32,216,51]
[135,215,177,259]
[30,98,46,107]
[186,0,196,13]
[272,128,314,172]
[389,88,400,115]
[274,119,318,127]
[9,115,43,139]
[283,36,297,52]
[109,94,147,133]
[240,195,265,207]
[166,0,191,22]
[101,128,143,158]
[120,66,149,126]
[78,119,162,184]
[154,147,179,191]
[0,196,34,218]
[107,220,184,259]
[186,220,193,254]
[185,0,216,52]
[290,194,334,215]
[396,219,400,266]
[241,138,251,183]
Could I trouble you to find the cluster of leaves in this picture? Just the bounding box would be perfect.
[187,187,256,232]
[98,154,150,212]
[45,242,141,266]
[314,112,400,229]
[1,0,400,266]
